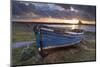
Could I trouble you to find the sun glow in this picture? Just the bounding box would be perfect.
[72,18,79,24]
[13,17,80,24]
[63,18,79,24]
[72,25,76,29]
[32,17,80,24]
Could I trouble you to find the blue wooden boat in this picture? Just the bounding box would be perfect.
[34,25,84,50]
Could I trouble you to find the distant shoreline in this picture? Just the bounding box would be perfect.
[12,21,95,25]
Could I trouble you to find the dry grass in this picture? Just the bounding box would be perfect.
[11,23,96,66]
[41,40,96,64]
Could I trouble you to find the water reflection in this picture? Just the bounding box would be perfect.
[46,24,95,32]
[72,25,77,29]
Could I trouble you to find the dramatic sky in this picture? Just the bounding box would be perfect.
[12,1,96,24]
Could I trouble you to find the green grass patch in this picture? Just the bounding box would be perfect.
[11,43,37,65]
[12,23,36,42]
[42,40,96,64]
[11,23,96,65]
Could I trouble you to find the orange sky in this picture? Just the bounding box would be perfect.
[13,17,96,24]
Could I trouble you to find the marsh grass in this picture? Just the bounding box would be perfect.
[12,23,35,42]
[11,23,96,65]
[11,44,37,65]
[12,39,96,65]
[42,40,96,64]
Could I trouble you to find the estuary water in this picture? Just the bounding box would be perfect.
[46,24,96,32]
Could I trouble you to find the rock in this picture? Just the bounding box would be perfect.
[20,47,35,61]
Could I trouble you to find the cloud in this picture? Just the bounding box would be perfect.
[12,1,96,21]
[20,1,30,6]
[32,3,66,11]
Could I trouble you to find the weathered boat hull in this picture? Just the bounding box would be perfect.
[36,29,84,49]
